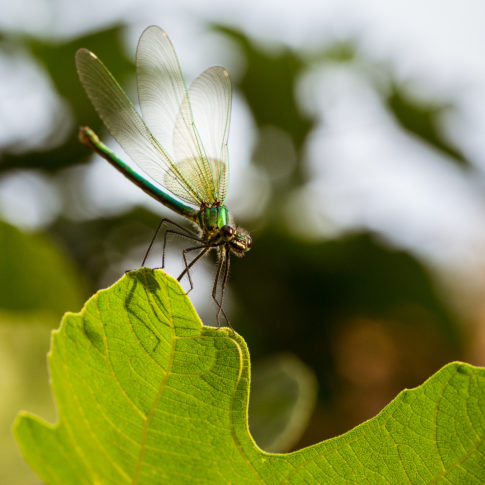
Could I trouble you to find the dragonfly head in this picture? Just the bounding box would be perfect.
[221,224,252,256]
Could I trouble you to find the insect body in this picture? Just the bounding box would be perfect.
[76,26,251,326]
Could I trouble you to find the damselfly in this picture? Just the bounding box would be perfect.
[75,26,252,326]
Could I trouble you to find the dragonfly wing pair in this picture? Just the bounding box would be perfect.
[75,25,231,207]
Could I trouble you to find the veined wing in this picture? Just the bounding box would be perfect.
[75,47,203,206]
[137,26,231,204]
[171,67,231,203]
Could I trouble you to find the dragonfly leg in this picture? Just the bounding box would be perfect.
[212,248,231,328]
[141,217,202,267]
[218,246,232,328]
[142,218,164,267]
[178,245,210,294]
[160,219,203,268]
[162,230,204,269]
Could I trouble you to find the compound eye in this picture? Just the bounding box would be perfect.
[245,235,252,250]
[221,224,236,240]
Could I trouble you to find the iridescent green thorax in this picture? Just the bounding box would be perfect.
[197,204,229,235]
[196,202,252,256]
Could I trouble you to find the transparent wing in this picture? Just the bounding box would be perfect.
[75,47,202,206]
[172,67,231,203]
[137,26,231,203]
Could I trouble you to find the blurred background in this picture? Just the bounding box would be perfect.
[2,0,485,482]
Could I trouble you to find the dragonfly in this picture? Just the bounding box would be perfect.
[75,25,252,326]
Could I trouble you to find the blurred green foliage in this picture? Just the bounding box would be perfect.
[0,25,133,172]
[249,352,317,453]
[214,25,313,158]
[231,230,460,413]
[50,207,162,289]
[0,321,54,485]
[387,85,467,164]
[0,220,86,315]
[0,21,470,461]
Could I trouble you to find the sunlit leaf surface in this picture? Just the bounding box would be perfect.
[15,269,484,484]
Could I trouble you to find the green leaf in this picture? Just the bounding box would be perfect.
[15,269,484,484]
